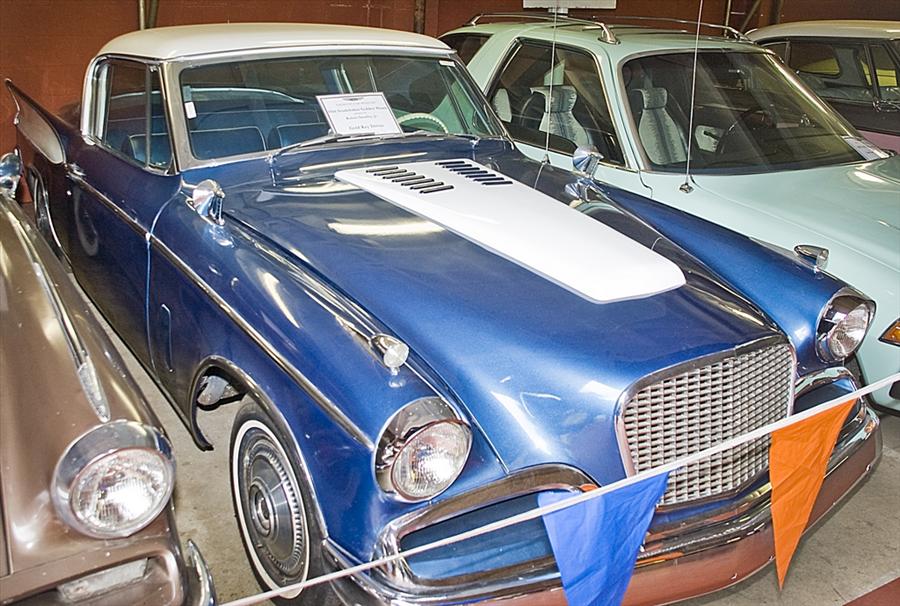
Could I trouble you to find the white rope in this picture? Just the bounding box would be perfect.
[681,0,705,193]
[222,372,898,606]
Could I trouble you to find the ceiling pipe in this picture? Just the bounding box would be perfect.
[414,0,426,33]
[739,0,762,32]
[148,0,159,28]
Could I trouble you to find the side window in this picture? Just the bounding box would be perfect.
[100,60,172,170]
[489,41,624,165]
[870,44,900,102]
[789,42,840,77]
[788,41,872,103]
[762,42,788,62]
[441,34,489,65]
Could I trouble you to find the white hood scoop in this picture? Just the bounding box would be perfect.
[336,160,685,303]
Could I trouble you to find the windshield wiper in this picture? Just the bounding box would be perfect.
[271,130,448,162]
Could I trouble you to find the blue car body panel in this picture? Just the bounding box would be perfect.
[17,105,860,567]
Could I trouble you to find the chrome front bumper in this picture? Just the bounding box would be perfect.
[185,540,218,606]
[326,405,881,606]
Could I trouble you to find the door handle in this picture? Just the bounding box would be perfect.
[67,163,86,180]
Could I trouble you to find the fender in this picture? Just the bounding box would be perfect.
[600,183,852,375]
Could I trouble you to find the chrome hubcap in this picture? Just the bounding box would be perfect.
[237,428,307,583]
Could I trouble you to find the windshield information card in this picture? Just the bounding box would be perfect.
[317,93,402,137]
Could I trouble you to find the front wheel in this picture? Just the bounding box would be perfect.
[230,402,331,603]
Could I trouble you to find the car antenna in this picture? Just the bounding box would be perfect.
[534,0,560,189]
[542,1,561,165]
[680,0,705,194]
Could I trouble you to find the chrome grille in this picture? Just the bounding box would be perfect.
[622,342,794,506]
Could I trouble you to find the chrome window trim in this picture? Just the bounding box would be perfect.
[161,46,459,171]
[148,232,374,449]
[81,54,176,176]
[613,334,796,508]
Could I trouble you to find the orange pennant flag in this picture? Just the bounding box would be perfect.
[770,399,856,587]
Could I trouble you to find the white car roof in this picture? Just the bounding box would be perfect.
[748,20,900,41]
[99,23,449,60]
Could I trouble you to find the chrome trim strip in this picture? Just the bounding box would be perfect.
[0,192,110,421]
[149,234,374,449]
[372,465,590,592]
[325,406,878,605]
[795,366,855,398]
[185,540,218,606]
[161,47,453,172]
[66,165,147,238]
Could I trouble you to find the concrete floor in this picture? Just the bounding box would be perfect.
[103,319,900,606]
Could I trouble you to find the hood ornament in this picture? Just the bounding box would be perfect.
[371,334,409,375]
[794,244,829,272]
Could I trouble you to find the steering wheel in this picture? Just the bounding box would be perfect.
[396,112,449,133]
[715,106,776,157]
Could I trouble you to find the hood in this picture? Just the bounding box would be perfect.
[216,141,780,484]
[335,159,685,303]
[694,158,900,271]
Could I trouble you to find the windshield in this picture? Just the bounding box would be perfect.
[178,54,501,161]
[622,51,868,173]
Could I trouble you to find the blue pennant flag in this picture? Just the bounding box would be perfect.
[538,473,670,606]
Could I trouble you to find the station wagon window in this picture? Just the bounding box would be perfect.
[178,55,500,161]
[870,44,900,101]
[441,33,490,65]
[99,60,172,170]
[763,42,788,63]
[488,41,624,164]
[787,41,873,104]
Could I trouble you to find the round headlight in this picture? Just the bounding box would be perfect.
[391,421,471,501]
[53,421,175,538]
[817,290,874,362]
[376,397,472,502]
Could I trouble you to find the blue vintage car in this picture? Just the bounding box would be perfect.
[7,23,882,606]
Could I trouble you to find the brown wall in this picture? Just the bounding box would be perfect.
[2,0,898,153]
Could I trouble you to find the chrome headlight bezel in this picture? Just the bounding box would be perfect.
[52,420,175,539]
[375,397,472,502]
[816,288,875,362]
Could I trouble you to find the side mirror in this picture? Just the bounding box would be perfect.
[0,151,22,195]
[573,145,603,176]
[189,179,224,225]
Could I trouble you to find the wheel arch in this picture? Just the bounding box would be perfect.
[186,354,329,536]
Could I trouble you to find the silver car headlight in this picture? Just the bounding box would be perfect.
[816,289,875,362]
[376,397,472,502]
[52,421,175,538]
